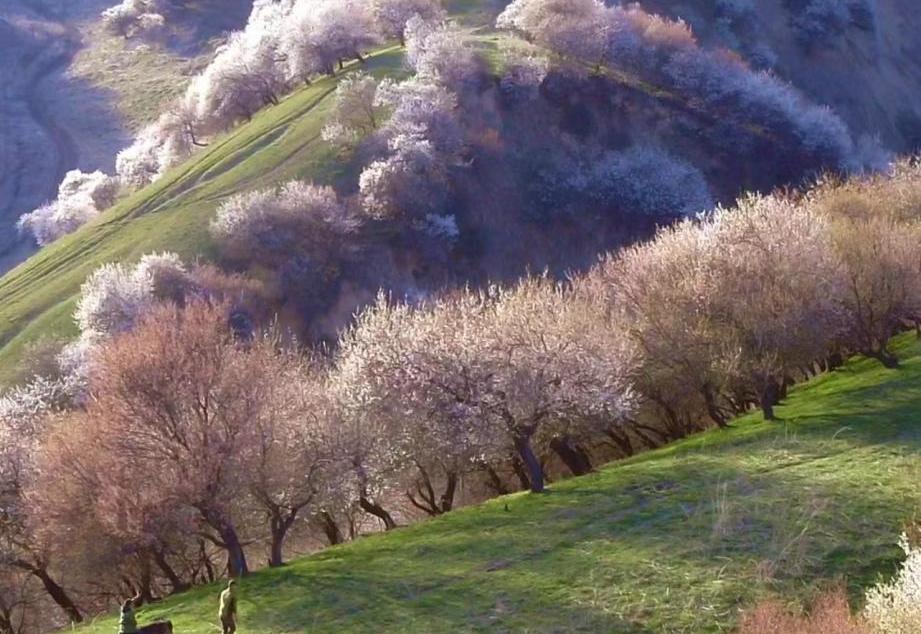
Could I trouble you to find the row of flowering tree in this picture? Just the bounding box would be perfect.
[6,158,921,629]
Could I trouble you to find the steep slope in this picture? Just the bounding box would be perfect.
[643,0,921,154]
[0,0,254,274]
[0,49,405,385]
[76,333,921,633]
[2,0,920,385]
[0,0,127,272]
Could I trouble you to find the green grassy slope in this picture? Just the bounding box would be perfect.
[0,49,405,385]
[79,334,921,633]
[0,0,497,386]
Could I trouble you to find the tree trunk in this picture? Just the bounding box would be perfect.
[198,539,215,583]
[868,347,899,368]
[136,551,154,604]
[269,534,284,568]
[0,609,13,634]
[549,436,593,476]
[407,465,458,516]
[479,462,509,495]
[268,510,297,567]
[514,436,545,493]
[21,563,83,624]
[604,427,635,456]
[779,376,792,400]
[439,471,458,513]
[318,511,344,546]
[359,496,397,530]
[152,547,188,594]
[702,385,728,427]
[510,455,531,491]
[760,382,779,421]
[218,524,249,577]
[826,351,845,371]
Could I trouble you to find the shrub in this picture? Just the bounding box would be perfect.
[281,0,379,80]
[211,180,359,265]
[590,146,713,217]
[321,73,383,149]
[100,0,165,39]
[792,0,851,47]
[864,533,921,633]
[18,170,119,245]
[73,254,187,337]
[739,588,870,633]
[371,0,445,46]
[404,16,482,89]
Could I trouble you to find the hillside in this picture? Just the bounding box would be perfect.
[4,0,921,384]
[0,0,253,273]
[74,333,921,633]
[0,48,405,386]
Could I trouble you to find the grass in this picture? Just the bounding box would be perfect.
[76,333,921,633]
[0,47,407,386]
[69,24,200,131]
[0,0,696,387]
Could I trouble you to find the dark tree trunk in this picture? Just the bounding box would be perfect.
[152,547,188,594]
[359,496,397,530]
[198,506,249,577]
[268,510,297,567]
[198,539,215,583]
[479,462,509,495]
[269,535,284,568]
[439,471,458,513]
[136,551,154,604]
[702,385,728,427]
[514,436,545,493]
[604,427,635,456]
[826,351,845,371]
[760,382,779,421]
[218,525,249,577]
[868,347,899,368]
[18,563,83,624]
[549,436,593,476]
[778,376,792,400]
[510,455,531,491]
[0,609,13,634]
[407,465,459,516]
[318,511,344,546]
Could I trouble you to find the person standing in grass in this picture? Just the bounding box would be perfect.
[118,597,138,634]
[219,579,238,634]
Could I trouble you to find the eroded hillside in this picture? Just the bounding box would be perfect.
[0,0,252,273]
[644,0,921,154]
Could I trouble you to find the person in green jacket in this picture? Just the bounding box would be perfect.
[118,597,138,634]
[219,579,238,634]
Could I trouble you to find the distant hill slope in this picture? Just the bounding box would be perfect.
[0,0,254,273]
[76,333,921,633]
[644,0,921,154]
[0,49,405,385]
[3,0,921,383]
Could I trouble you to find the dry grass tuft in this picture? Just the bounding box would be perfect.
[738,588,870,634]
